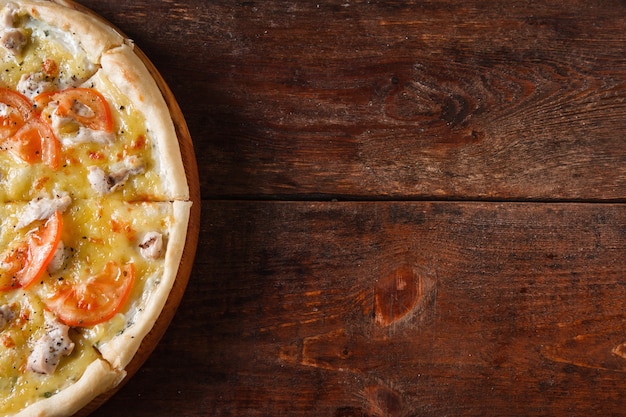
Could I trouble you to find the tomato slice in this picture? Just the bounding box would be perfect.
[0,211,63,291]
[44,262,135,327]
[0,88,34,139]
[7,116,60,169]
[35,88,113,132]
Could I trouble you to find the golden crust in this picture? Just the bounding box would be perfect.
[14,360,125,417]
[100,45,190,200]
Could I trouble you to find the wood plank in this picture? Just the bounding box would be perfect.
[92,201,626,416]
[79,0,626,201]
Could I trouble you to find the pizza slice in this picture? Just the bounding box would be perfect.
[0,0,188,203]
[0,197,190,416]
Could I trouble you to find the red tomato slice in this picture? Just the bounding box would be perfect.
[44,262,135,327]
[0,211,63,291]
[35,88,113,132]
[0,88,34,139]
[7,116,60,169]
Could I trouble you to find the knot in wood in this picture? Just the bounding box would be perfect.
[374,264,435,327]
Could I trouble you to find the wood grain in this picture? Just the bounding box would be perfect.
[66,0,626,416]
[93,201,626,416]
[80,0,626,201]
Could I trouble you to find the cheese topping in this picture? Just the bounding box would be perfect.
[26,312,75,375]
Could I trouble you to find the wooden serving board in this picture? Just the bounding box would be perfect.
[49,1,201,415]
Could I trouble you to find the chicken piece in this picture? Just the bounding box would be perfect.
[17,72,55,100]
[0,304,14,331]
[88,156,145,195]
[108,155,144,187]
[27,314,74,374]
[47,240,66,273]
[0,27,26,57]
[17,194,71,229]
[49,104,115,145]
[0,3,19,29]
[0,3,27,58]
[139,232,164,260]
[61,126,115,146]
[87,166,109,195]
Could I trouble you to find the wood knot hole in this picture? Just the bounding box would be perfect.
[365,385,405,417]
[375,264,433,327]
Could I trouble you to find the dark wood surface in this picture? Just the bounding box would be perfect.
[78,1,626,415]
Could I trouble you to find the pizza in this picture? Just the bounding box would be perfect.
[0,1,195,415]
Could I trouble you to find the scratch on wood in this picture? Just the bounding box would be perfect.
[611,342,626,360]
[542,327,626,372]
[300,329,352,371]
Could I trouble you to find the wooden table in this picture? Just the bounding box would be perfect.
[82,1,626,415]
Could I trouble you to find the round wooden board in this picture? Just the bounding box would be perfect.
[47,1,201,415]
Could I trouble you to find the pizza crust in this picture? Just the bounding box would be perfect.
[100,44,190,201]
[14,359,125,417]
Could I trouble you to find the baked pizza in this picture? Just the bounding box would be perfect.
[0,1,195,415]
